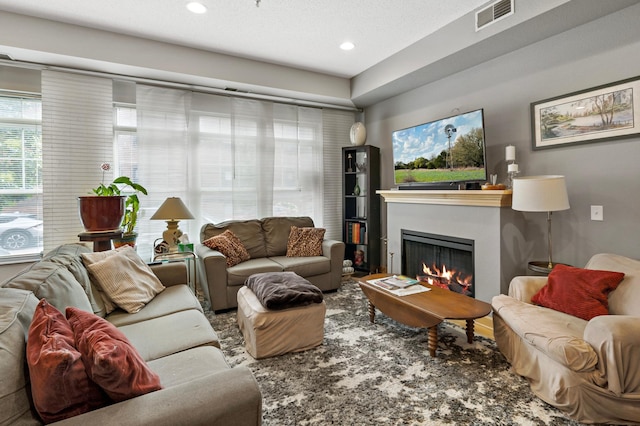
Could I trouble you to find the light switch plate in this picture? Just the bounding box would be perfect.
[591,205,603,221]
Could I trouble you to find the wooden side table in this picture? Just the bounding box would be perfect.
[78,230,122,252]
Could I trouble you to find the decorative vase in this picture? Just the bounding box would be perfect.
[350,122,366,146]
[353,180,361,196]
[78,196,125,233]
[113,232,137,249]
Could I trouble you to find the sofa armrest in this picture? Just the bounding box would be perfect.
[322,239,346,289]
[507,276,548,303]
[52,367,262,426]
[150,262,188,287]
[584,315,640,396]
[196,244,228,310]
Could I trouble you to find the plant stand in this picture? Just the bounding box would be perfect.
[78,230,122,252]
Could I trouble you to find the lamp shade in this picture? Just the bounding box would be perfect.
[512,175,570,212]
[150,197,195,220]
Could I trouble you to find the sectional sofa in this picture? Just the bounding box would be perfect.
[1,243,262,425]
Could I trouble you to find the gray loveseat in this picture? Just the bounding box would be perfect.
[1,244,262,425]
[196,216,345,312]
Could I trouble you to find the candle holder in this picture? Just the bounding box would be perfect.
[505,145,519,188]
[507,161,519,188]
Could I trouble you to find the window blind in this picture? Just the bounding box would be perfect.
[41,70,113,251]
[322,109,355,240]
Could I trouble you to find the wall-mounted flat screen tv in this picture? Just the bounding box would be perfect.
[392,109,487,189]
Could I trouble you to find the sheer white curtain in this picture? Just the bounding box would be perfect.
[134,85,191,260]
[133,85,343,259]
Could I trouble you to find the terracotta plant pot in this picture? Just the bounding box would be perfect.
[78,196,125,232]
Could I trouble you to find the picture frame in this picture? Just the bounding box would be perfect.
[530,76,640,150]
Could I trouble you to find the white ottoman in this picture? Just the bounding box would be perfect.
[237,286,326,359]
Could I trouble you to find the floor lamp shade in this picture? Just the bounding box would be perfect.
[512,175,570,212]
[512,175,569,269]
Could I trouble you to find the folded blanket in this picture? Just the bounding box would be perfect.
[245,272,323,310]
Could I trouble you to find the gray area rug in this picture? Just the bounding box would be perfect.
[201,280,584,425]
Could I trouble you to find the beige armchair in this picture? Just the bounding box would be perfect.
[492,253,640,424]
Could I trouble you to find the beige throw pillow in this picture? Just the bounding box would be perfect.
[82,246,165,314]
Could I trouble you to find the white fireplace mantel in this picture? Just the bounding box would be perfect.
[377,189,512,207]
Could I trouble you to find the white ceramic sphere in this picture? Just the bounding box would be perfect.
[350,122,367,146]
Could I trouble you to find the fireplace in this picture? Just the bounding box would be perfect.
[401,229,475,298]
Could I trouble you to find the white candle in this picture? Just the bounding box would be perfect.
[508,163,519,173]
[505,145,516,161]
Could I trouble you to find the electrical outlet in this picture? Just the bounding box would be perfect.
[591,205,603,221]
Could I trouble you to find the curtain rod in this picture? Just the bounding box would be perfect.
[0,58,362,112]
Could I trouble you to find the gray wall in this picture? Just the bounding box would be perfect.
[364,5,640,276]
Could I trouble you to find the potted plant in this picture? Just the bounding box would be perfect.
[78,164,148,249]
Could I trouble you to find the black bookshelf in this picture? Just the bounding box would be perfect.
[342,145,380,273]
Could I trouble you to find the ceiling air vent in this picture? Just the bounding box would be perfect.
[475,0,514,31]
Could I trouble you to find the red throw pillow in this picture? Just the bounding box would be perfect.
[531,264,625,321]
[27,299,109,424]
[66,307,162,402]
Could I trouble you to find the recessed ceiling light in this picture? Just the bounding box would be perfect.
[340,41,355,51]
[186,2,207,14]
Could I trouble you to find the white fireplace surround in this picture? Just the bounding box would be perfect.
[378,190,521,303]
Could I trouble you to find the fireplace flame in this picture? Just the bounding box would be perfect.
[419,262,473,295]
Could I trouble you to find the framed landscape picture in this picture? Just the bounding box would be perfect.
[531,76,640,150]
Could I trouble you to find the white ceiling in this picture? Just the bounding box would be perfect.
[0,0,490,78]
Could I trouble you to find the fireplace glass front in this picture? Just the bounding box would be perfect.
[401,229,475,298]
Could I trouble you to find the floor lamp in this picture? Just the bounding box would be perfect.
[512,175,570,270]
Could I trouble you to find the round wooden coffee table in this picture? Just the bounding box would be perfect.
[358,274,492,357]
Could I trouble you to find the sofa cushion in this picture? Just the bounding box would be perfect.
[202,229,251,267]
[82,246,165,314]
[4,259,94,314]
[201,219,267,259]
[226,257,285,286]
[286,226,325,257]
[261,216,314,257]
[271,255,331,277]
[117,309,220,361]
[532,264,625,321]
[586,253,640,316]
[27,299,108,423]
[146,346,230,388]
[106,284,202,327]
[492,294,598,372]
[0,288,40,425]
[66,307,163,402]
[42,244,108,317]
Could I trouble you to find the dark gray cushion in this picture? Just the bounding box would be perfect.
[245,271,322,310]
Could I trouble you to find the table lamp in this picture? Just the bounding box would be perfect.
[150,197,195,252]
[512,175,570,270]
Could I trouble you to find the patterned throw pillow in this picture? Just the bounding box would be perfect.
[286,226,325,257]
[82,246,165,314]
[66,307,162,402]
[532,264,625,321]
[27,299,109,423]
[202,229,251,267]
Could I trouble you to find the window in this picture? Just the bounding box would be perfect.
[0,94,43,261]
